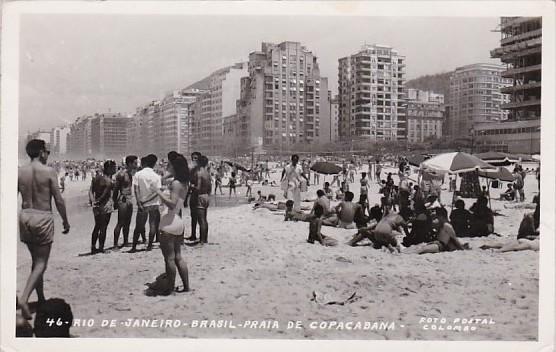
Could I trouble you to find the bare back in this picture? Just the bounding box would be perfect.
[18,162,59,211]
[197,168,211,195]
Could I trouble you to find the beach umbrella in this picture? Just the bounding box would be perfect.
[420,152,496,174]
[477,167,514,182]
[474,152,514,166]
[310,161,342,175]
[421,152,496,209]
[407,154,428,167]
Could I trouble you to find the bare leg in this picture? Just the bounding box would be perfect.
[173,236,190,291]
[98,213,112,252]
[159,233,176,289]
[91,213,101,253]
[198,208,208,244]
[19,243,51,319]
[147,208,160,250]
[418,243,441,255]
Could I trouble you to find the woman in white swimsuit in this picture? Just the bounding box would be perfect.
[150,154,190,293]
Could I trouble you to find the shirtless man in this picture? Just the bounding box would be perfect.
[372,212,408,253]
[89,160,116,254]
[194,155,211,244]
[112,155,138,248]
[322,191,360,229]
[18,139,70,319]
[418,209,466,254]
[312,190,331,217]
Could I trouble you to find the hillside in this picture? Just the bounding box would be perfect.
[406,72,452,101]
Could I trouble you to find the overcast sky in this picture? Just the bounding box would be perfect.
[19,14,501,133]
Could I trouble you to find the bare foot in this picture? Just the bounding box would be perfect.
[19,300,32,320]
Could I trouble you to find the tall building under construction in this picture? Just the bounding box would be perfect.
[475,17,542,153]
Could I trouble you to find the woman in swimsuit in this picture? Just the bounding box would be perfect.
[150,154,190,293]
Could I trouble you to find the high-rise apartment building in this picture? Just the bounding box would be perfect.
[68,116,92,157]
[338,44,406,143]
[188,63,248,156]
[329,93,339,143]
[90,113,130,158]
[445,63,512,139]
[405,89,444,143]
[235,42,331,153]
[50,126,70,156]
[476,17,542,154]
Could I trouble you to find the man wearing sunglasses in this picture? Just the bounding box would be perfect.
[18,139,70,320]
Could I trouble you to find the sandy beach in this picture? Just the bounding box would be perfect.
[16,164,540,340]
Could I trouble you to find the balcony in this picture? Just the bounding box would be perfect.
[501,64,542,77]
[501,98,541,109]
[501,28,542,46]
[491,37,542,57]
[500,82,541,93]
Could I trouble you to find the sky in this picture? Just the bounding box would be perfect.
[19,14,502,134]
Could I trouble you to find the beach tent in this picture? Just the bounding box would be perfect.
[420,152,497,208]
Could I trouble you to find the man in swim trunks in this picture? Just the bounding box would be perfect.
[194,155,211,244]
[89,160,116,254]
[334,191,360,229]
[112,155,138,248]
[418,208,466,254]
[185,151,201,242]
[18,139,70,320]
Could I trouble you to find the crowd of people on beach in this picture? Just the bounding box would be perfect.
[16,138,541,334]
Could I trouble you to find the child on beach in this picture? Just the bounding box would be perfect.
[307,205,337,246]
[245,176,253,198]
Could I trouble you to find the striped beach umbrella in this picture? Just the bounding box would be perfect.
[421,152,496,174]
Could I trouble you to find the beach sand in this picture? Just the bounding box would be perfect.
[16,165,539,340]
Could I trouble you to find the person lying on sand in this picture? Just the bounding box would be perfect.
[307,205,337,246]
[479,238,539,252]
[417,208,468,254]
[253,200,287,212]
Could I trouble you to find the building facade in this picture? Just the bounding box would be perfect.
[90,113,130,159]
[50,126,70,156]
[446,63,512,139]
[480,17,542,154]
[405,89,444,143]
[338,44,406,143]
[329,93,339,143]
[188,63,247,156]
[235,42,331,153]
[68,116,92,158]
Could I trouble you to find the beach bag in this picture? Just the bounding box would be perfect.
[146,273,173,296]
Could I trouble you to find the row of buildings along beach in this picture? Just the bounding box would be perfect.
[26,17,541,159]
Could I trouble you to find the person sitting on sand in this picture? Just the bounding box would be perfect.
[307,205,337,246]
[517,213,539,240]
[284,200,310,222]
[335,183,345,200]
[417,208,467,254]
[369,203,383,223]
[402,202,433,247]
[333,191,361,229]
[256,190,266,202]
[370,212,408,253]
[450,199,472,237]
[469,196,494,237]
[323,182,334,200]
[312,190,331,217]
[499,184,515,201]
